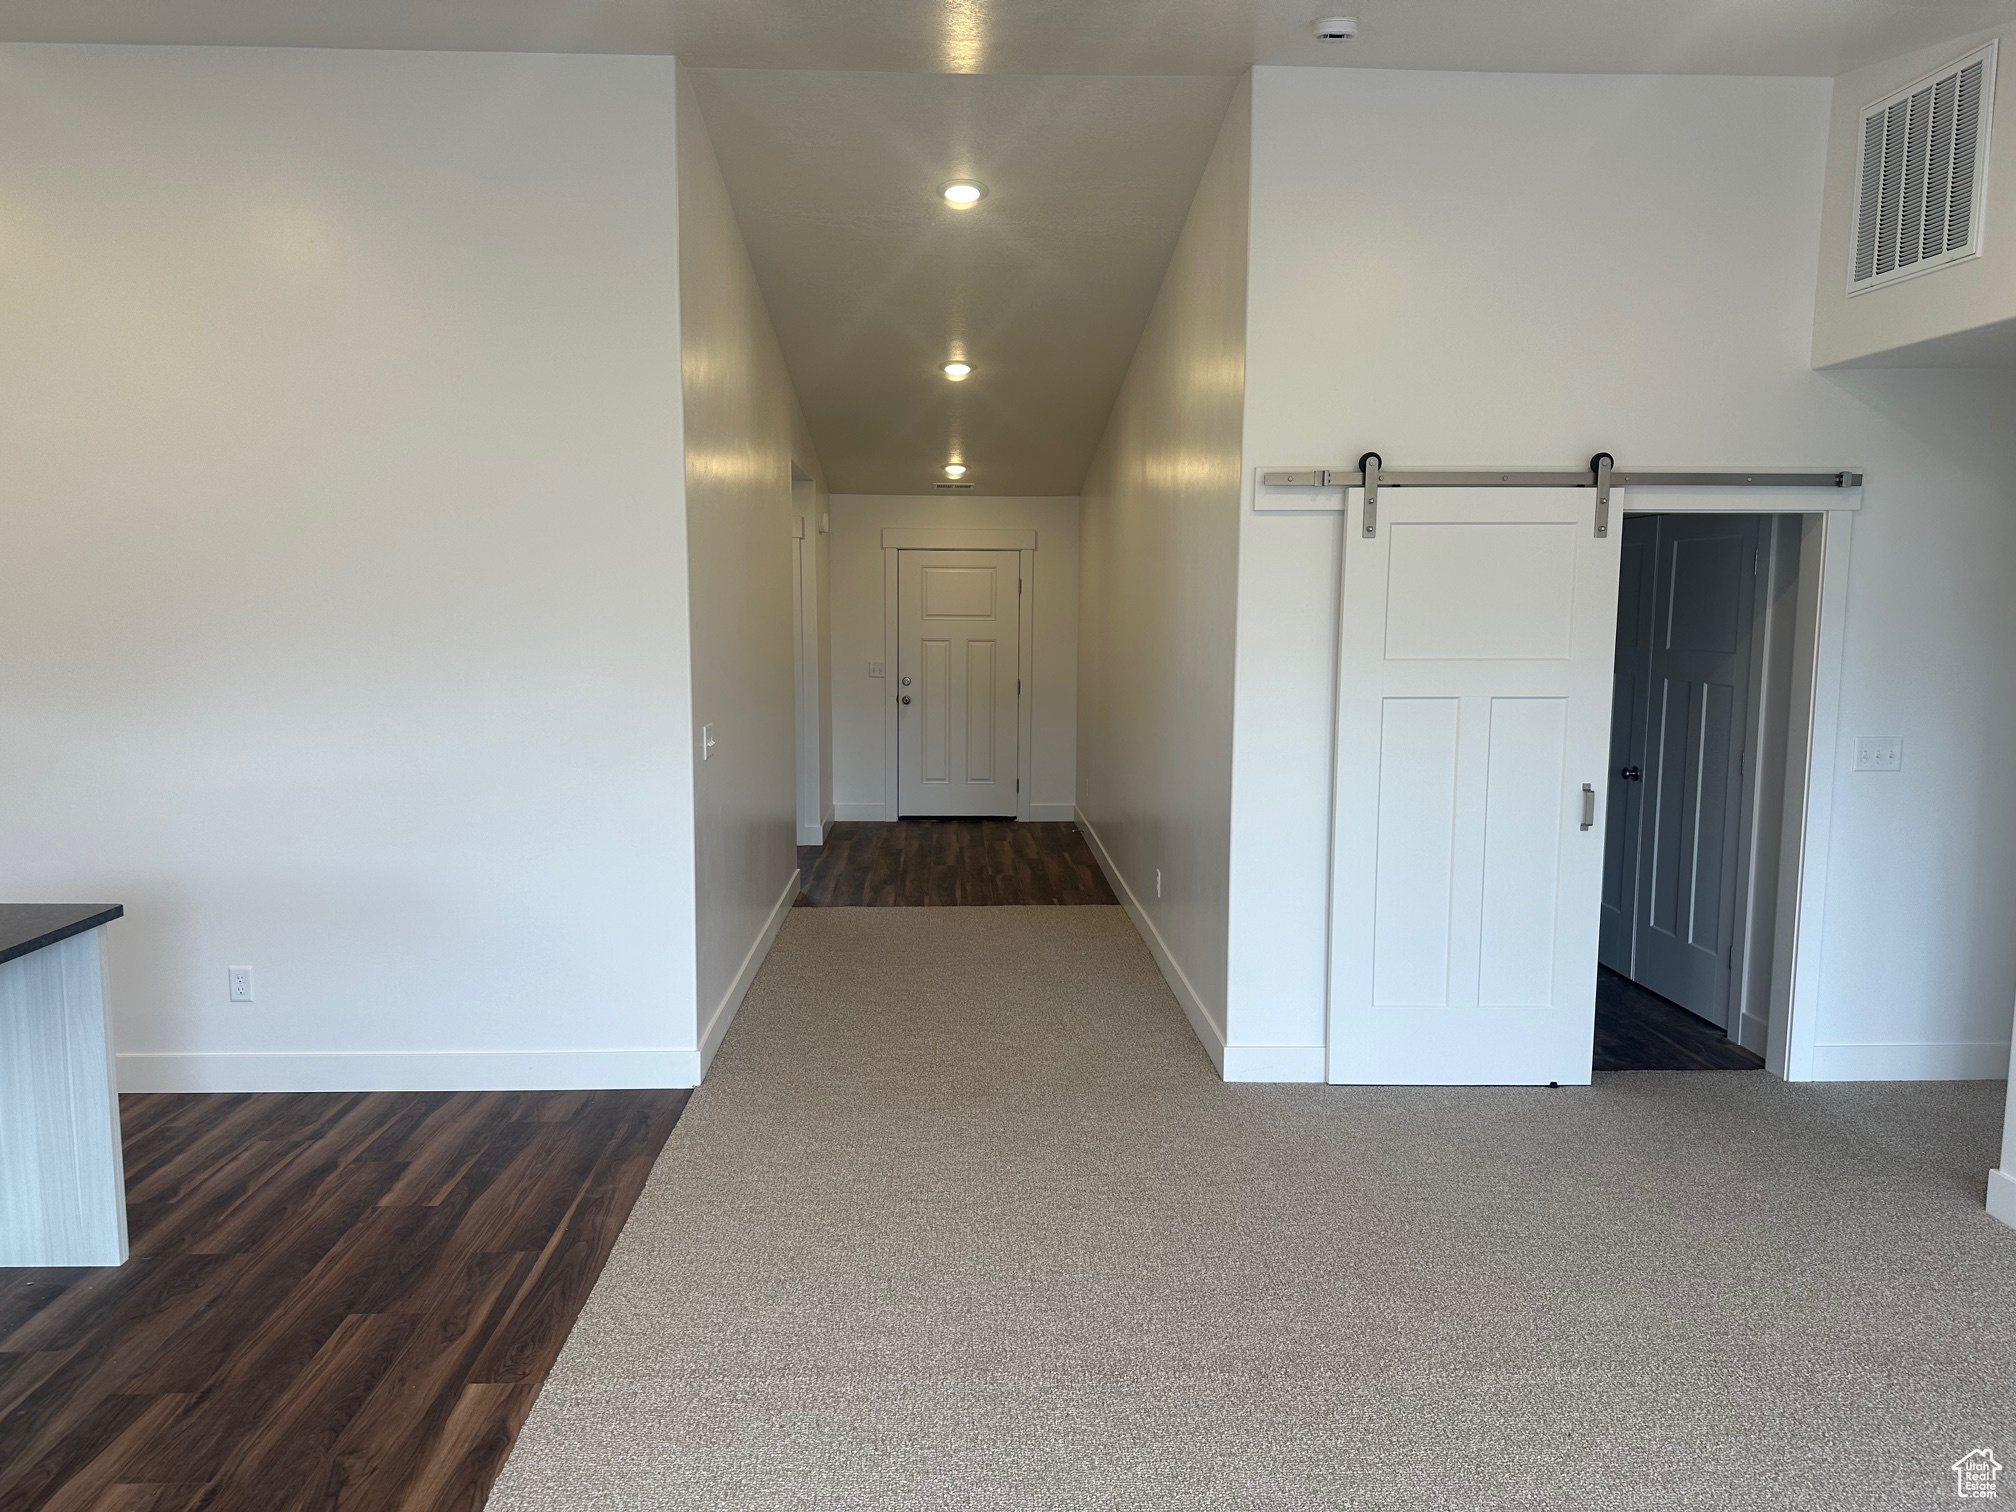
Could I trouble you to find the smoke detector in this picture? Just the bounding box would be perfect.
[1313,16,1359,40]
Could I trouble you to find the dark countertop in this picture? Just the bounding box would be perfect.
[0,904,125,967]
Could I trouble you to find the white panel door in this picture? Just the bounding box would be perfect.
[1631,514,1760,1026]
[897,549,1021,817]
[1329,489,1620,1085]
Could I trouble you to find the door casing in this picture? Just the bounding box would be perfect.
[877,527,1038,822]
[1320,491,1857,1084]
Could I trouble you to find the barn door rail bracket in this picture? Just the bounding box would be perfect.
[1260,456,1864,537]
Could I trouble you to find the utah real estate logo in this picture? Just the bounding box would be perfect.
[1954,1448,2003,1499]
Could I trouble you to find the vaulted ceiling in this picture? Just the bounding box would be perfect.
[688,70,1236,494]
[5,0,2009,493]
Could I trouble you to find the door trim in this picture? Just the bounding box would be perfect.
[881,528,1035,551]
[879,531,1039,821]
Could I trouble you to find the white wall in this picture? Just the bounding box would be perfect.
[828,494,1079,821]
[1076,77,1251,1070]
[1813,23,2016,369]
[677,68,827,1071]
[1230,65,2016,1081]
[0,44,700,1088]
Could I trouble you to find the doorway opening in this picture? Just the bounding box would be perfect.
[790,465,828,849]
[1596,511,1811,1073]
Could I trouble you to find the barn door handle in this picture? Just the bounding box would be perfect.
[1580,784,1596,830]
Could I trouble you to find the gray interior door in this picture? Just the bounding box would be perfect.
[1599,518,1655,972]
[1629,514,1761,1027]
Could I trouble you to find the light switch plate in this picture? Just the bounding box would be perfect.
[1854,735,1902,772]
[868,661,886,679]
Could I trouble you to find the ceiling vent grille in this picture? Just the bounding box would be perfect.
[1850,40,1996,294]
[935,482,973,490]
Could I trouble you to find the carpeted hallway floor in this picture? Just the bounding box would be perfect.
[488,906,2016,1511]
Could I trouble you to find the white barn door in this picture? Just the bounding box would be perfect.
[1328,489,1620,1084]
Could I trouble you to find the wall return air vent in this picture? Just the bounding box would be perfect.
[1850,40,1997,294]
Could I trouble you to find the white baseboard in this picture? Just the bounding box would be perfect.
[696,867,799,1079]
[833,801,887,821]
[822,805,835,840]
[1989,1167,2016,1231]
[796,821,824,845]
[1222,1043,1326,1082]
[1808,1040,2011,1081]
[1028,803,1077,822]
[1074,807,1227,1076]
[117,1046,702,1093]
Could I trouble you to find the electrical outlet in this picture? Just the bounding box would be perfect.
[1155,868,1163,899]
[868,660,886,679]
[228,966,255,1003]
[1854,736,1902,772]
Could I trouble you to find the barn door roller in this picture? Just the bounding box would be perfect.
[1262,456,1863,538]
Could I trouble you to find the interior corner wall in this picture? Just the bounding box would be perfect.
[1811,21,2016,369]
[828,494,1080,822]
[0,44,699,1090]
[676,65,826,1074]
[1230,64,2016,1082]
[1077,74,1250,1073]
[1996,1037,2016,1226]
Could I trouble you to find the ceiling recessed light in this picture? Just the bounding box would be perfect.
[942,361,973,380]
[938,180,987,206]
[944,463,968,478]
[1313,15,1359,40]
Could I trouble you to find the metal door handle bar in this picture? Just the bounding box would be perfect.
[1580,784,1596,831]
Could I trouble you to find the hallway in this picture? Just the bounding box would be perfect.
[491,904,2016,1511]
[796,821,1115,907]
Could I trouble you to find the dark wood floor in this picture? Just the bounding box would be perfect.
[797,820,1117,907]
[1593,967,1766,1072]
[0,1088,686,1512]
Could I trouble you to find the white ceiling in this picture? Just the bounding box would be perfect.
[8,0,2010,493]
[690,69,1235,494]
[1,0,2011,78]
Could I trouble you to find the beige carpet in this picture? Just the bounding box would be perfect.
[488,906,2016,1511]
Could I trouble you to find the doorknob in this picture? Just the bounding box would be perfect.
[899,695,911,705]
[1620,765,1642,782]
[901,676,912,686]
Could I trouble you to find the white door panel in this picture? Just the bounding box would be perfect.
[898,550,1020,817]
[1330,489,1620,1085]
